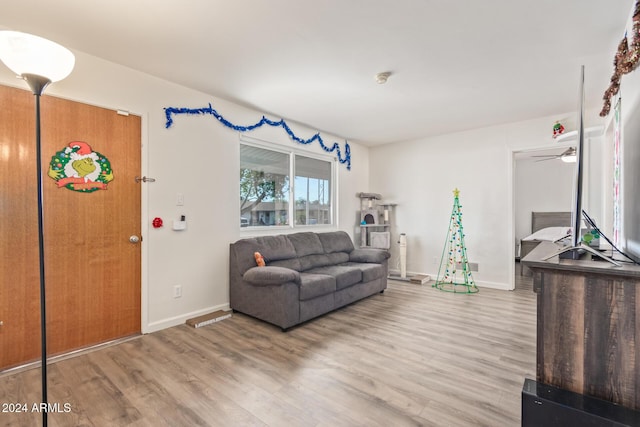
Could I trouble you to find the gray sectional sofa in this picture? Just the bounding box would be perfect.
[229,231,390,330]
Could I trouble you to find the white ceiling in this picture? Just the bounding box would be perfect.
[0,1,633,146]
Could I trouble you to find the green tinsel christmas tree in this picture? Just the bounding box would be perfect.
[434,188,478,293]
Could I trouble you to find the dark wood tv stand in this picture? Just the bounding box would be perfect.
[521,242,640,425]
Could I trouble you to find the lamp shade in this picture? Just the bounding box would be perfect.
[0,31,75,82]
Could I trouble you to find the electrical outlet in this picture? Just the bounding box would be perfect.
[173,285,182,298]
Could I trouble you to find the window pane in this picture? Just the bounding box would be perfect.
[240,144,290,227]
[294,155,332,226]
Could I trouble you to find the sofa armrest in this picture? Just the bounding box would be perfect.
[349,248,390,263]
[243,266,301,286]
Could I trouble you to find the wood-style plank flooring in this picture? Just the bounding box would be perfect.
[1,266,535,426]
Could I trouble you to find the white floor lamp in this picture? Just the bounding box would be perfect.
[0,31,75,427]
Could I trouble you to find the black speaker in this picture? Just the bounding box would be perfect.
[522,379,640,426]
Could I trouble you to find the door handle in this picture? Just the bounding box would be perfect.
[135,176,156,183]
[129,235,141,243]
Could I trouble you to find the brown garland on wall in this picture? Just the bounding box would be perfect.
[601,1,640,116]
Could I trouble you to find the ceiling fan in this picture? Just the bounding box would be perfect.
[533,147,576,163]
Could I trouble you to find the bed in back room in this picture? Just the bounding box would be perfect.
[519,212,572,276]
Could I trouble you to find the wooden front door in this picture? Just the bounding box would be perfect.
[0,84,141,370]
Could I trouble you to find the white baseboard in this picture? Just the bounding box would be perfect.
[388,269,429,279]
[473,280,510,291]
[388,269,511,291]
[144,303,231,334]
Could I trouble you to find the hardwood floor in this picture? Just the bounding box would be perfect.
[1,270,535,426]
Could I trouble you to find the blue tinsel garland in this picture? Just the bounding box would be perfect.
[164,103,351,170]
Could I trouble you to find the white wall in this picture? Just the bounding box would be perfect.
[589,3,640,261]
[618,11,640,260]
[620,68,640,259]
[0,50,370,332]
[369,112,605,290]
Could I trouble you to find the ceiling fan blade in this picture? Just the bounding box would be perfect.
[531,147,576,161]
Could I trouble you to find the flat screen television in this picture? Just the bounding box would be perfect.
[549,66,620,265]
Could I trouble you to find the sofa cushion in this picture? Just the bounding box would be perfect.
[231,236,299,275]
[254,235,297,261]
[326,252,349,265]
[298,273,336,300]
[243,266,300,286]
[268,257,303,271]
[298,254,332,271]
[349,248,390,263]
[287,232,324,256]
[306,265,362,290]
[342,262,386,282]
[318,231,355,254]
[231,239,261,275]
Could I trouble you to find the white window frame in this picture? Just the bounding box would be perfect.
[239,135,337,232]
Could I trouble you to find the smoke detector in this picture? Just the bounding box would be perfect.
[375,72,391,84]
